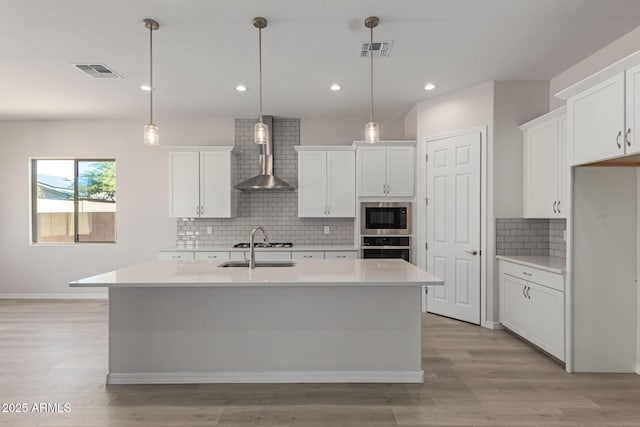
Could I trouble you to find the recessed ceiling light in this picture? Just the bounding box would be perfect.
[424,83,436,91]
[236,84,247,92]
[330,84,342,91]
[140,84,152,91]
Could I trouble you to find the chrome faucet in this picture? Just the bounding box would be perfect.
[249,225,270,269]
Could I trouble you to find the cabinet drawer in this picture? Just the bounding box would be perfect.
[325,251,358,260]
[158,251,194,261]
[500,261,564,292]
[292,251,325,261]
[245,251,292,262]
[194,251,230,261]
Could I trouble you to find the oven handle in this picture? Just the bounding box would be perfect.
[361,246,412,250]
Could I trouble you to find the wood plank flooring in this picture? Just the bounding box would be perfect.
[0,300,639,426]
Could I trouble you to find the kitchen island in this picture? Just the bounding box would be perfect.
[70,259,443,384]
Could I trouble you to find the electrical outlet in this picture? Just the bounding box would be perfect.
[324,226,330,234]
[206,226,213,235]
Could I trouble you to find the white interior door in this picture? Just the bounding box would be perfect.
[426,132,481,324]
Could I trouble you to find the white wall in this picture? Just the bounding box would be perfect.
[300,115,406,145]
[0,118,234,297]
[550,26,640,109]
[404,105,417,140]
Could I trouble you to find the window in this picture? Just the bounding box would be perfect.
[31,159,116,243]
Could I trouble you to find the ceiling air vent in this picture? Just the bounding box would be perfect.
[71,64,122,79]
[360,41,392,57]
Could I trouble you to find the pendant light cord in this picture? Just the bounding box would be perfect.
[369,24,374,124]
[149,26,154,124]
[258,26,263,122]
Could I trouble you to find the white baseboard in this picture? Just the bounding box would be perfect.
[0,293,108,300]
[483,320,504,330]
[636,363,640,375]
[106,370,425,385]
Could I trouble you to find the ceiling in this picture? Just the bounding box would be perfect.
[2,0,640,121]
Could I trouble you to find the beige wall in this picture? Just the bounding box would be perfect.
[412,80,549,325]
[300,115,406,145]
[493,81,549,218]
[550,26,640,109]
[0,115,383,296]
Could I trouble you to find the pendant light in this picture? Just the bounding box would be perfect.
[253,17,269,145]
[364,16,380,144]
[143,18,160,146]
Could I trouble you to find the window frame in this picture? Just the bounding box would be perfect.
[30,158,117,245]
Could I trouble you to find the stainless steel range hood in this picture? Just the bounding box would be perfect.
[234,116,295,191]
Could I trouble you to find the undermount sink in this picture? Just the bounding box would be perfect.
[218,261,296,268]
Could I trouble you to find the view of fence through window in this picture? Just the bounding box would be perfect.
[32,159,116,243]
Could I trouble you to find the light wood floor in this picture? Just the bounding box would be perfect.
[1,300,639,426]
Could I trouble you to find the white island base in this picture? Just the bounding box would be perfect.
[71,259,442,384]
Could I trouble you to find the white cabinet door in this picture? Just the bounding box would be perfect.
[158,251,194,261]
[326,151,355,217]
[194,251,231,261]
[568,73,625,165]
[298,151,327,217]
[524,118,559,218]
[528,282,565,360]
[501,274,529,337]
[169,152,200,218]
[324,251,358,260]
[557,114,567,218]
[386,146,415,197]
[625,63,640,155]
[357,146,386,196]
[200,151,235,218]
[291,251,324,260]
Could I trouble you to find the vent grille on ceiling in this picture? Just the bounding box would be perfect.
[71,64,122,79]
[360,41,392,57]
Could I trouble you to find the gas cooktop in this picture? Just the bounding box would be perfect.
[233,242,293,249]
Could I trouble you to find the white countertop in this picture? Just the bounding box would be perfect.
[70,259,443,288]
[160,245,360,252]
[496,255,566,274]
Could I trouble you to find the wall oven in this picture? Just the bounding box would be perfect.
[361,202,411,235]
[361,236,411,262]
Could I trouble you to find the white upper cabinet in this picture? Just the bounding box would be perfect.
[296,147,355,218]
[169,151,200,218]
[386,146,415,197]
[355,141,416,197]
[356,146,386,196]
[625,63,640,155]
[567,73,625,166]
[169,147,237,218]
[556,50,640,166]
[521,107,566,218]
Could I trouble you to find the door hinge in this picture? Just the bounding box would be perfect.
[425,287,429,294]
[425,198,429,206]
[425,243,428,250]
[426,154,429,162]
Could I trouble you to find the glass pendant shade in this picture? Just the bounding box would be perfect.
[365,121,379,144]
[254,121,269,145]
[144,123,159,146]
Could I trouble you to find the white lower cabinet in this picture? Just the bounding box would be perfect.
[194,251,231,261]
[292,251,325,261]
[324,251,358,260]
[160,249,360,262]
[499,259,565,361]
[158,252,194,261]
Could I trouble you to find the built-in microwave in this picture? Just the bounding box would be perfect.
[361,202,411,235]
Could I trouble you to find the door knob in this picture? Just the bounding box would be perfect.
[465,250,478,256]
